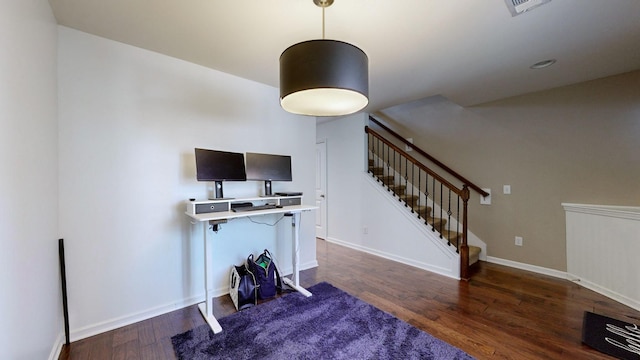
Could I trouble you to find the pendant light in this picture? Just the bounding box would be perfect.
[279,0,369,117]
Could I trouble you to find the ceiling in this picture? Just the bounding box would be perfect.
[48,0,640,112]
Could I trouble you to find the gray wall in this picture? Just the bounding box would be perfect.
[380,70,640,271]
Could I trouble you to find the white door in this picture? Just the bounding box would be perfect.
[315,140,327,239]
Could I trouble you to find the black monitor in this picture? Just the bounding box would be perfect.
[245,152,292,196]
[194,148,246,199]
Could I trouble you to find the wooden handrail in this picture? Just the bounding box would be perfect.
[369,115,489,198]
[366,127,464,197]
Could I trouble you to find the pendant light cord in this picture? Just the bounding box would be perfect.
[322,7,326,39]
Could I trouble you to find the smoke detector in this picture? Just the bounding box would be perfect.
[505,0,552,16]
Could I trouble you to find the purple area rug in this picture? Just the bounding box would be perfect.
[172,282,474,359]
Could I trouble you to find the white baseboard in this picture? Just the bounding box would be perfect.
[68,259,319,343]
[326,237,459,280]
[48,332,65,360]
[70,294,203,342]
[320,241,639,313]
[566,273,640,313]
[278,260,319,282]
[485,256,639,312]
[485,256,568,279]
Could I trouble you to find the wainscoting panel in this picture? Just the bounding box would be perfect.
[563,203,640,311]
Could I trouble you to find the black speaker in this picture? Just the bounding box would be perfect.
[59,239,70,345]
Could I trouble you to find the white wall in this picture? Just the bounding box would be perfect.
[317,114,367,244]
[58,27,316,340]
[0,1,62,359]
[317,114,460,278]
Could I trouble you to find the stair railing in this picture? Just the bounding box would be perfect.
[369,116,489,198]
[365,125,473,280]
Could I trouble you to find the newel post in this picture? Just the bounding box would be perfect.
[460,185,470,281]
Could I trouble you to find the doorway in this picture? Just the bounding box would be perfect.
[315,140,327,239]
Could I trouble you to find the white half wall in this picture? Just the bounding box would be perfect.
[563,203,640,312]
[57,27,316,341]
[0,1,62,359]
[356,175,460,278]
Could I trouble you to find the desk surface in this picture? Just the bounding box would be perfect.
[189,195,302,205]
[185,204,317,222]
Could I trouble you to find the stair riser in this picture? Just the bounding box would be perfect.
[469,246,481,266]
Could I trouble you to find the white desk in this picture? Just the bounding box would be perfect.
[185,197,316,334]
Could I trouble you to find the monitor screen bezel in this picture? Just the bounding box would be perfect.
[194,148,247,182]
[245,152,293,182]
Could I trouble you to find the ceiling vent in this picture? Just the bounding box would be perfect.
[505,0,552,16]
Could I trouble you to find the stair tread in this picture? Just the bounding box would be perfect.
[389,185,406,195]
[413,205,432,215]
[398,194,419,206]
[369,166,385,175]
[398,194,419,199]
[440,229,459,237]
[426,218,447,228]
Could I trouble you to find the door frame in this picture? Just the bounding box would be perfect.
[315,139,328,239]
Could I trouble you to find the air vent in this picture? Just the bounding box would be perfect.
[505,0,551,16]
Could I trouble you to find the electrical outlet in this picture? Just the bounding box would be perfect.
[515,236,523,246]
[363,226,368,235]
[503,185,511,194]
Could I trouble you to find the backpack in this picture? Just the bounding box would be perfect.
[247,249,282,300]
[229,264,257,310]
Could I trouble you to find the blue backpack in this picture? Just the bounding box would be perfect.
[248,249,282,300]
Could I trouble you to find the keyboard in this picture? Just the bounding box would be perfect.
[231,204,282,212]
[275,192,303,196]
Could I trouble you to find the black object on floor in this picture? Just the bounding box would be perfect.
[582,311,640,360]
[59,238,70,345]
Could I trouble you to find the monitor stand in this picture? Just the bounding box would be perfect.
[207,181,235,200]
[263,180,273,196]
[214,181,224,199]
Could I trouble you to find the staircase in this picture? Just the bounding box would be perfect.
[366,115,488,279]
[369,160,481,267]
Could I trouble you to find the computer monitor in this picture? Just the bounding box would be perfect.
[194,148,246,199]
[245,152,292,196]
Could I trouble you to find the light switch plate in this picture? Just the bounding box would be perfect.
[480,188,491,205]
[405,138,413,152]
[503,185,511,194]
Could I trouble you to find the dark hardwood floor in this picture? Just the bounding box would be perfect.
[60,239,640,359]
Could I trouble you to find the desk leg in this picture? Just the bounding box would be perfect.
[281,212,312,297]
[198,222,222,333]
